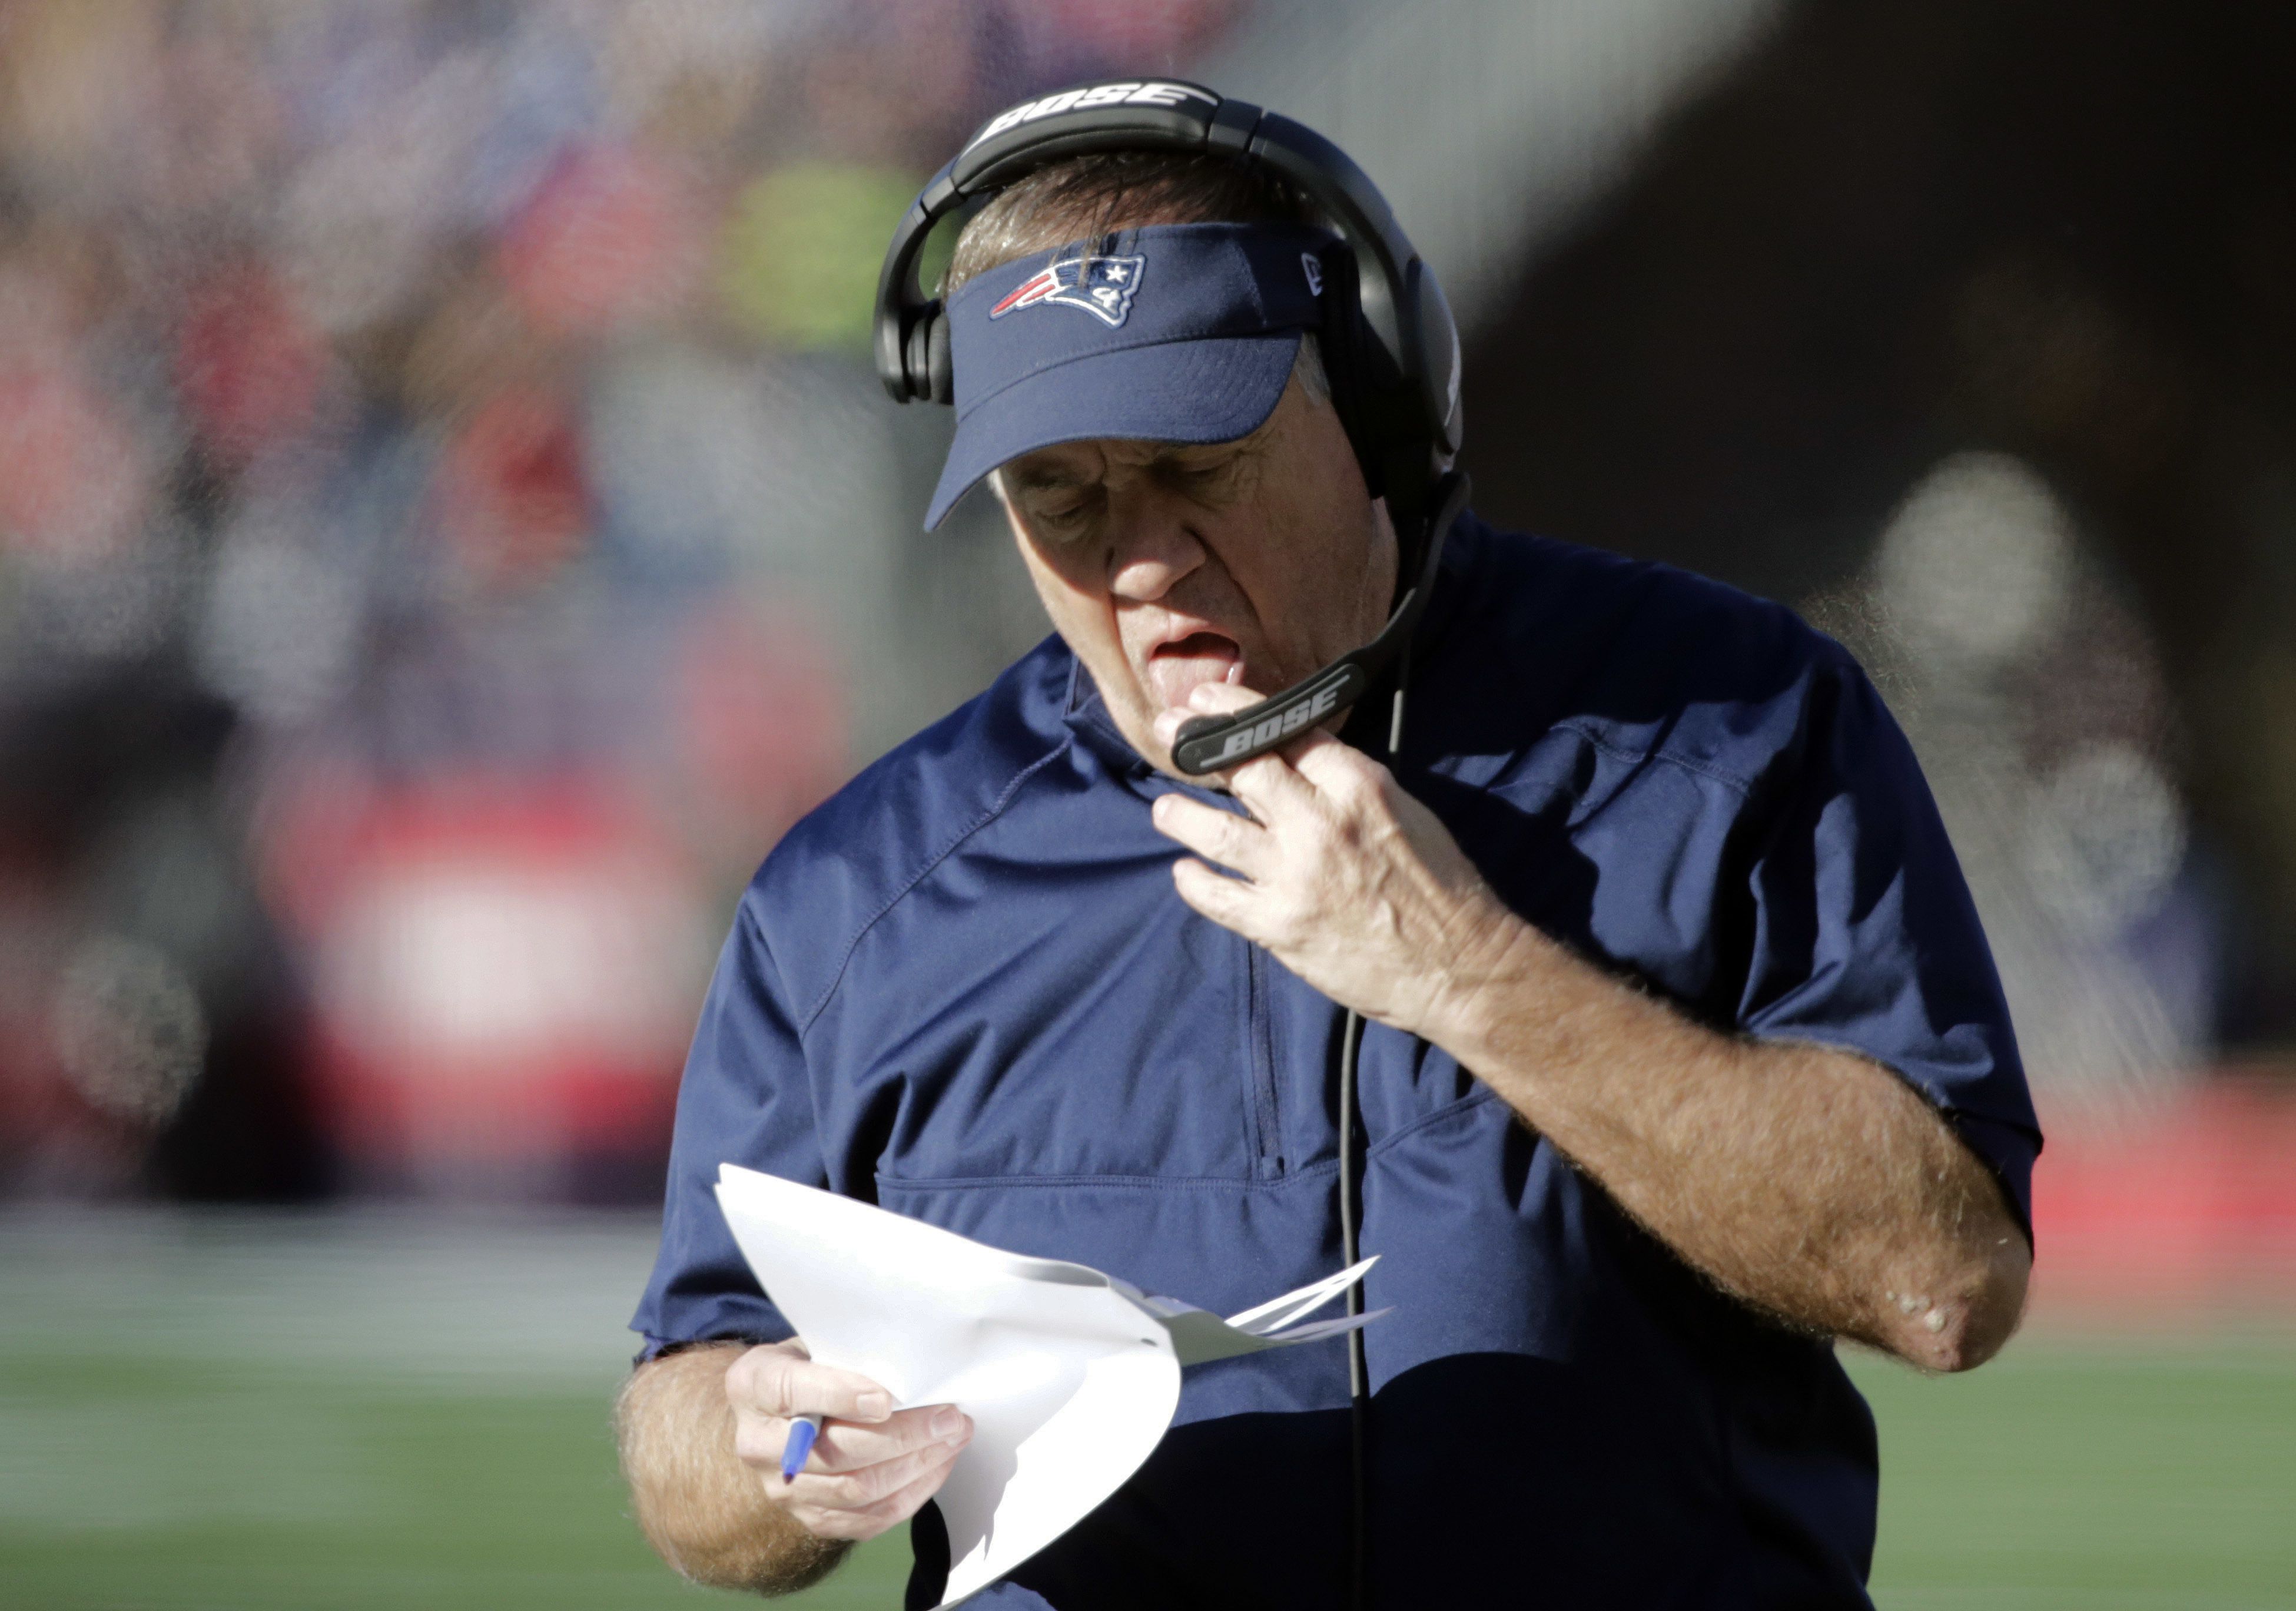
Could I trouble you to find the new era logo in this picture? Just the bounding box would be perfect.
[988,254,1146,328]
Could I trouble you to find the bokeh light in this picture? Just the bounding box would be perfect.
[49,934,207,1127]
[718,163,927,350]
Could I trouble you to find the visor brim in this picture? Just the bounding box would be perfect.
[924,331,1302,529]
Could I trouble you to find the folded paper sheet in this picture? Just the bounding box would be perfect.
[713,1164,1388,1606]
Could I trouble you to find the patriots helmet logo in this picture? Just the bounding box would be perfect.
[987,253,1146,328]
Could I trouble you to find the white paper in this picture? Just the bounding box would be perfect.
[712,1164,1386,1606]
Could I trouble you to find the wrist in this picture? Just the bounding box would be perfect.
[1419,894,1543,1054]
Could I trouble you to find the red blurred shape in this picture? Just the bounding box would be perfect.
[2030,1077,2296,1325]
[263,771,706,1197]
[675,603,848,861]
[497,145,696,336]
[174,264,326,466]
[1017,0,1242,58]
[0,358,144,562]
[435,387,589,586]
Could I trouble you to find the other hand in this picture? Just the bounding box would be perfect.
[1149,682,1523,1039]
[724,1339,973,1542]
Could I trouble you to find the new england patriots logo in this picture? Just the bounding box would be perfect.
[987,254,1146,328]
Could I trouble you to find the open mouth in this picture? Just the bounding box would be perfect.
[1146,631,1244,711]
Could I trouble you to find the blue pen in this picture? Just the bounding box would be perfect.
[780,1414,822,1481]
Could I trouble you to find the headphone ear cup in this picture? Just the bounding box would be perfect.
[904,308,948,403]
[1311,245,1386,500]
[1407,261,1463,457]
[925,310,953,405]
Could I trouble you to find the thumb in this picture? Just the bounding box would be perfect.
[1153,681,1266,750]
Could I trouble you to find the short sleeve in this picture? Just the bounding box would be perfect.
[629,892,825,1361]
[1736,653,2043,1237]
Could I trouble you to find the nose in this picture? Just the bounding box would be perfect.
[1105,498,1207,604]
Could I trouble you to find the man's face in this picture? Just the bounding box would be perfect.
[997,372,1396,777]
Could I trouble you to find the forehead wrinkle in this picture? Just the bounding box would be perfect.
[1114,420,1272,470]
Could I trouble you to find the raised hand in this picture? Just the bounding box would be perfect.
[1149,681,1522,1043]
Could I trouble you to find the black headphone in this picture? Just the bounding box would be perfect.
[875,78,1468,777]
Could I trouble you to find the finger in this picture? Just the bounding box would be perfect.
[1186,677,1350,760]
[1272,715,1348,771]
[1183,678,1261,715]
[1172,857,1260,936]
[1200,683,1357,795]
[1288,731,1385,804]
[1176,680,1332,784]
[808,1404,970,1473]
[1151,679,1263,753]
[1152,685,1331,797]
[1149,793,1268,876]
[794,1441,967,1542]
[1220,742,1320,820]
[729,1346,894,1424]
[784,1417,970,1512]
[748,1405,948,1479]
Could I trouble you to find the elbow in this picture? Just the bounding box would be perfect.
[1884,1233,2032,1373]
[615,1353,848,1597]
[1950,1221,2033,1372]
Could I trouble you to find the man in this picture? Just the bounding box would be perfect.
[618,148,2039,1608]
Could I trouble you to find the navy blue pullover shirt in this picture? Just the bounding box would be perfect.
[633,513,2041,1609]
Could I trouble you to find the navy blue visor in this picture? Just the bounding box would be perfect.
[925,221,1339,528]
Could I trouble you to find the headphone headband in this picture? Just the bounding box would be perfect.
[875,79,1461,473]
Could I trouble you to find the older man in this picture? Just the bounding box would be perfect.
[617,147,2039,1609]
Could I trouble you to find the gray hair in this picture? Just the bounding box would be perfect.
[943,151,1322,296]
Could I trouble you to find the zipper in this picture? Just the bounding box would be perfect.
[1245,940,1285,1176]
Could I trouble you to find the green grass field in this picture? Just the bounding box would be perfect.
[2,1211,2288,1610]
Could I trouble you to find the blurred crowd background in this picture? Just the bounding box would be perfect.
[0,0,2290,1287]
[0,0,1205,1204]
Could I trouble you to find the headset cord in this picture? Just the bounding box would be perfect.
[1338,1004,1369,1611]
[1338,635,1412,1611]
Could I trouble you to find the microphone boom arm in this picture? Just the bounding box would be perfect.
[1170,470,1468,776]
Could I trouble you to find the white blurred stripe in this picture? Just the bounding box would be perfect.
[1207,0,1784,327]
[0,1207,662,1390]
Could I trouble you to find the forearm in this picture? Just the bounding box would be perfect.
[1143,707,2029,1369]
[1431,917,2029,1371]
[615,1344,849,1595]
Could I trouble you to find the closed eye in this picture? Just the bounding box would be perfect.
[1160,456,1242,501]
[1026,490,1101,542]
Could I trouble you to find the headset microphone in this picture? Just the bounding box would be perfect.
[1169,468,1468,774]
